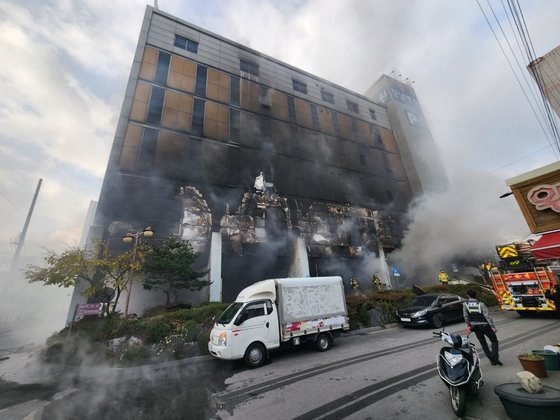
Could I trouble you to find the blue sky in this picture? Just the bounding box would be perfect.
[1,0,559,270]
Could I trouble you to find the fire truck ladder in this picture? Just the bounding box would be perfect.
[489,267,508,296]
[533,266,549,301]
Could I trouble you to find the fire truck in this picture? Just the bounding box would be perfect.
[488,242,558,315]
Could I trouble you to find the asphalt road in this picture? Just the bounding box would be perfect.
[212,310,560,420]
[0,310,559,419]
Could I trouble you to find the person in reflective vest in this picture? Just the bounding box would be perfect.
[372,275,382,290]
[463,289,502,365]
[438,270,449,285]
[350,277,360,295]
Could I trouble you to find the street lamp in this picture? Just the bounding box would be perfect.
[122,226,154,318]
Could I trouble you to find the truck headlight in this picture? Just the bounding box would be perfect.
[411,309,427,318]
[218,331,227,346]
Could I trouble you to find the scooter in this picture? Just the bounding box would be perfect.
[433,330,484,417]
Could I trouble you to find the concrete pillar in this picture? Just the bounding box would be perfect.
[289,236,310,278]
[377,243,393,289]
[209,231,223,301]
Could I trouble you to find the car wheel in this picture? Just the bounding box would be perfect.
[431,313,444,328]
[244,342,266,368]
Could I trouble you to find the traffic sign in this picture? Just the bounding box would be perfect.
[392,267,401,277]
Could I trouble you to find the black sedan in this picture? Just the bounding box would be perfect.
[396,293,465,328]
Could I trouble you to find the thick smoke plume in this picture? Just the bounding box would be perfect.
[390,170,528,286]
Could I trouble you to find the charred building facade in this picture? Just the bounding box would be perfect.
[87,6,444,308]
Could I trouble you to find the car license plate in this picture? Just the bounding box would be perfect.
[400,317,411,322]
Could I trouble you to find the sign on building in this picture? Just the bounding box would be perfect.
[506,162,560,233]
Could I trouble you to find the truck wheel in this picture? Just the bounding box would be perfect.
[315,333,331,352]
[431,314,443,328]
[244,343,266,368]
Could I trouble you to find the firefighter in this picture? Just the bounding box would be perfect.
[372,275,383,290]
[438,269,449,286]
[350,277,359,294]
[463,289,502,366]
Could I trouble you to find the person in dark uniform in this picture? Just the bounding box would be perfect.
[463,289,502,366]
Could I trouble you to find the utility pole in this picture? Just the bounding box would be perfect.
[10,179,42,272]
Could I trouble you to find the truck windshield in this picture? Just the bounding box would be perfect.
[216,302,243,325]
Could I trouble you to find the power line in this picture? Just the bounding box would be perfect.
[0,190,24,215]
[507,0,560,155]
[475,0,560,159]
[488,143,552,173]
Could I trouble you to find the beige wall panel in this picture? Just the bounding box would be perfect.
[120,146,139,171]
[168,56,195,93]
[161,109,178,129]
[130,101,148,121]
[143,46,158,65]
[357,120,369,143]
[134,82,151,103]
[318,106,333,135]
[240,79,260,113]
[271,91,289,121]
[122,124,143,148]
[295,98,312,129]
[176,110,190,131]
[339,113,353,139]
[139,62,155,81]
[380,128,399,153]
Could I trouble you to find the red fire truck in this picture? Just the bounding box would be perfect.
[488,242,558,315]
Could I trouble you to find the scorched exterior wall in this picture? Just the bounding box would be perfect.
[89,6,432,308]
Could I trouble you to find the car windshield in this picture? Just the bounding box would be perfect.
[411,296,437,307]
[216,302,244,324]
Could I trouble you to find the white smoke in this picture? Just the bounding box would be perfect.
[390,170,528,285]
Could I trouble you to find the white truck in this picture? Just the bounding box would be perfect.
[208,276,349,368]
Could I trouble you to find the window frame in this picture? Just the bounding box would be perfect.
[240,59,259,77]
[292,79,308,94]
[173,34,199,54]
[347,100,359,114]
[321,90,334,104]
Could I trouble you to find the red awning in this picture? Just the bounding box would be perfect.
[530,232,560,260]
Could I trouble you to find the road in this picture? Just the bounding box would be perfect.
[213,310,560,419]
[0,311,558,419]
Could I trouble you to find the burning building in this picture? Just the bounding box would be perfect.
[82,6,446,308]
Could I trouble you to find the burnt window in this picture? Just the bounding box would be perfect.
[331,111,341,136]
[240,59,259,76]
[261,118,271,139]
[195,64,207,97]
[369,108,377,120]
[173,34,198,53]
[382,153,392,174]
[154,51,170,84]
[287,96,297,124]
[137,128,159,171]
[310,104,320,130]
[146,86,165,125]
[359,153,366,166]
[292,79,307,94]
[191,98,205,135]
[386,190,394,202]
[260,86,271,108]
[321,90,334,104]
[370,125,383,147]
[347,100,359,113]
[230,76,240,106]
[230,109,240,142]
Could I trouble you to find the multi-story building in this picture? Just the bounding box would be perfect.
[528,45,560,120]
[84,6,446,309]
